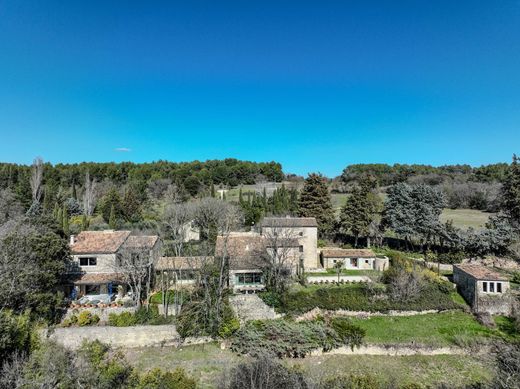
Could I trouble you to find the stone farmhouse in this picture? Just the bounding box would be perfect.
[453,264,512,315]
[65,230,160,299]
[259,217,319,269]
[320,248,389,271]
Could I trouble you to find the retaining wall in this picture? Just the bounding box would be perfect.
[42,325,180,349]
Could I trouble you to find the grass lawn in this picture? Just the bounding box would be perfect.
[290,354,493,388]
[125,342,241,389]
[349,311,496,347]
[440,208,494,230]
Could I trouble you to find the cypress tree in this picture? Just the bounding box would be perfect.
[57,204,63,225]
[210,182,216,198]
[239,188,243,204]
[298,173,334,238]
[71,183,77,200]
[81,214,89,231]
[501,154,520,226]
[62,205,70,236]
[109,204,117,229]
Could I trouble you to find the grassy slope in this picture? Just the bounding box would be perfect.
[125,343,493,388]
[125,343,241,389]
[291,354,493,388]
[349,311,496,347]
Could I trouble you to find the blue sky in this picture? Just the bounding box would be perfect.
[0,1,519,177]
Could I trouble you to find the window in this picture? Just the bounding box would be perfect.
[490,282,495,293]
[80,257,97,266]
[497,283,502,293]
[237,273,262,285]
[483,282,487,292]
[299,232,304,236]
[85,284,100,295]
[351,258,358,267]
[299,245,304,253]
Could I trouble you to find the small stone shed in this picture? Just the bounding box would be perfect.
[453,264,512,315]
[320,248,389,271]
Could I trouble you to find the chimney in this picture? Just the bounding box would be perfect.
[70,235,76,246]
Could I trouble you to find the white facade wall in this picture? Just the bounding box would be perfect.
[71,253,117,273]
[261,226,318,269]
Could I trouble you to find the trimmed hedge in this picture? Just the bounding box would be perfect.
[108,306,174,327]
[276,283,460,315]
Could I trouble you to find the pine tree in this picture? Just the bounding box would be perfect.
[298,173,334,238]
[501,154,520,226]
[122,187,142,222]
[339,175,382,247]
[62,205,70,236]
[109,204,117,229]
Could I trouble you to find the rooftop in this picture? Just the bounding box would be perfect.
[71,230,131,254]
[454,264,508,281]
[215,233,265,270]
[260,217,318,228]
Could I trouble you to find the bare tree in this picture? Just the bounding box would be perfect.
[334,260,345,283]
[115,243,158,309]
[29,157,44,204]
[178,198,241,336]
[82,172,97,217]
[259,221,301,294]
[160,202,197,316]
[388,267,423,302]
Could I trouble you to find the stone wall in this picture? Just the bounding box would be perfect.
[42,325,180,350]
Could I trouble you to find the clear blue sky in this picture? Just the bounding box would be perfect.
[1,1,519,177]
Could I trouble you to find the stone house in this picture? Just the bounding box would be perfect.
[216,232,267,293]
[320,248,389,271]
[155,256,209,286]
[453,264,512,315]
[259,217,318,270]
[66,230,160,298]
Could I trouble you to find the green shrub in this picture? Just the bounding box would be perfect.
[231,318,364,358]
[149,290,177,305]
[137,368,197,389]
[77,311,100,326]
[108,306,174,327]
[218,317,240,338]
[330,317,366,349]
[436,251,465,264]
[511,271,520,284]
[61,314,79,327]
[258,291,282,308]
[0,310,33,361]
[320,374,380,389]
[280,282,459,314]
[108,311,137,327]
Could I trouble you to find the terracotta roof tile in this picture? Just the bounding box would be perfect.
[71,231,131,254]
[260,217,318,228]
[69,273,124,285]
[124,235,159,250]
[215,233,265,270]
[454,264,508,281]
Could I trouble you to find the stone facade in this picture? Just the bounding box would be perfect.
[320,248,389,272]
[453,264,512,315]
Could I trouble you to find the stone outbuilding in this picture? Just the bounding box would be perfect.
[453,264,512,315]
[320,248,389,271]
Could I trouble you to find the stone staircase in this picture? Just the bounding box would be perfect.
[230,294,280,322]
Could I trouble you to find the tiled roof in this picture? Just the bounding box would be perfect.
[454,264,508,281]
[71,231,131,254]
[69,272,124,285]
[215,232,265,270]
[124,235,159,250]
[321,248,376,258]
[260,217,318,228]
[156,256,210,271]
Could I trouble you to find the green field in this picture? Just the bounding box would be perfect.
[349,311,496,347]
[440,208,493,230]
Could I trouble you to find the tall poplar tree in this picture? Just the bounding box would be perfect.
[501,154,520,227]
